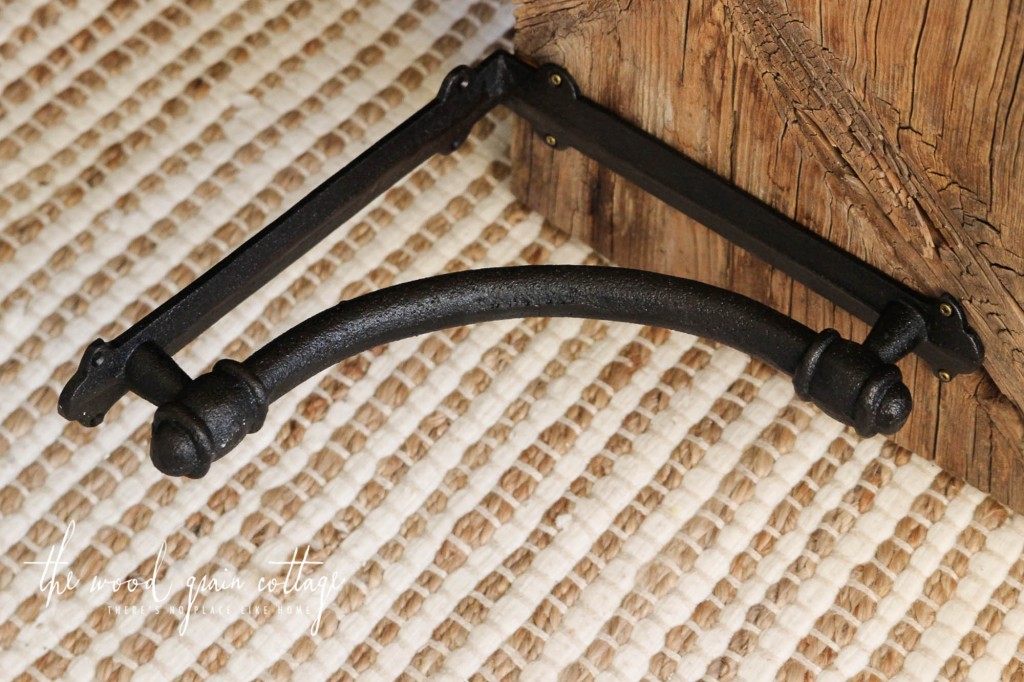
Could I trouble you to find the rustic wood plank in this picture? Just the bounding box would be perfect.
[512,0,1024,509]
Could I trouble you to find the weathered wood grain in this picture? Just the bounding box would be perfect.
[512,0,1024,510]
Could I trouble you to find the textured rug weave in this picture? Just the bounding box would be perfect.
[3,1,1024,680]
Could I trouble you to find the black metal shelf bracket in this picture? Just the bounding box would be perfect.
[58,51,984,478]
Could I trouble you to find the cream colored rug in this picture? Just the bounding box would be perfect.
[2,1,1024,680]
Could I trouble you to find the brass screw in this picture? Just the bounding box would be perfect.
[549,73,563,86]
[939,302,954,317]
[544,134,558,147]
[938,369,953,382]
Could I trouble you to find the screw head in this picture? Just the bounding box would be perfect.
[939,302,954,317]
[544,134,558,147]
[938,369,953,382]
[549,73,563,86]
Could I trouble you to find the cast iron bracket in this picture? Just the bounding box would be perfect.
[58,51,984,478]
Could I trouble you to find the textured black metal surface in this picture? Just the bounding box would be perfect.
[148,265,912,478]
[56,51,985,478]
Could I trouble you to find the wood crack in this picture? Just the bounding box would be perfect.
[723,0,1024,439]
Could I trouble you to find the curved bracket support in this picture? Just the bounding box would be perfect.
[145,266,914,478]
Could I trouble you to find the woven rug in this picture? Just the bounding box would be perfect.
[2,1,1024,680]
